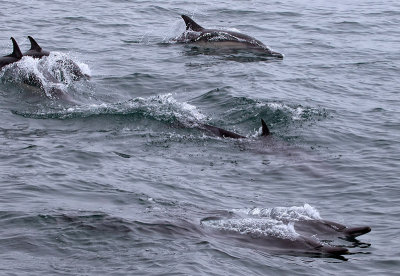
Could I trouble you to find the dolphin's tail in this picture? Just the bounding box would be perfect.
[261,119,270,136]
[27,36,42,51]
[7,37,23,59]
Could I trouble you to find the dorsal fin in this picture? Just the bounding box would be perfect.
[261,119,270,136]
[9,37,23,59]
[28,36,42,52]
[181,15,204,31]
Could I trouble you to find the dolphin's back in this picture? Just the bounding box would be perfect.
[179,15,283,58]
[23,36,50,58]
[0,57,17,69]
[191,29,266,48]
[202,124,246,139]
[0,37,22,70]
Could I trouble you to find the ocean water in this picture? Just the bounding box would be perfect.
[1,0,399,275]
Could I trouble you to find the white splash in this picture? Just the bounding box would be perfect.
[202,204,321,241]
[235,204,321,222]
[202,217,300,240]
[264,102,318,121]
[0,52,90,99]
[19,93,207,122]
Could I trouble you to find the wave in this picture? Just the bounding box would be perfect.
[12,90,327,141]
[192,89,327,130]
[0,203,369,260]
[13,93,205,124]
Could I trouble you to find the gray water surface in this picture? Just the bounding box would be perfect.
[1,1,399,275]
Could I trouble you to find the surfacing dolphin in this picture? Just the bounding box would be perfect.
[0,37,76,102]
[177,15,283,58]
[201,214,371,256]
[24,36,90,80]
[0,37,23,70]
[23,36,50,58]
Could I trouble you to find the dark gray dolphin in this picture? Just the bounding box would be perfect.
[24,36,89,80]
[178,15,283,58]
[201,118,270,139]
[23,36,50,58]
[0,37,23,70]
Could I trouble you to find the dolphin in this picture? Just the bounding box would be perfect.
[23,36,50,58]
[0,37,23,70]
[216,228,350,256]
[200,211,372,257]
[200,118,270,139]
[200,216,350,256]
[0,37,75,102]
[23,36,89,80]
[177,15,283,58]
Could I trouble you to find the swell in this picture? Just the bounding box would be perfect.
[0,203,369,261]
[10,90,328,143]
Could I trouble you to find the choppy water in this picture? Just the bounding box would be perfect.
[1,0,399,275]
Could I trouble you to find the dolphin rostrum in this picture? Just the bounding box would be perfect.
[0,37,23,70]
[178,15,283,58]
